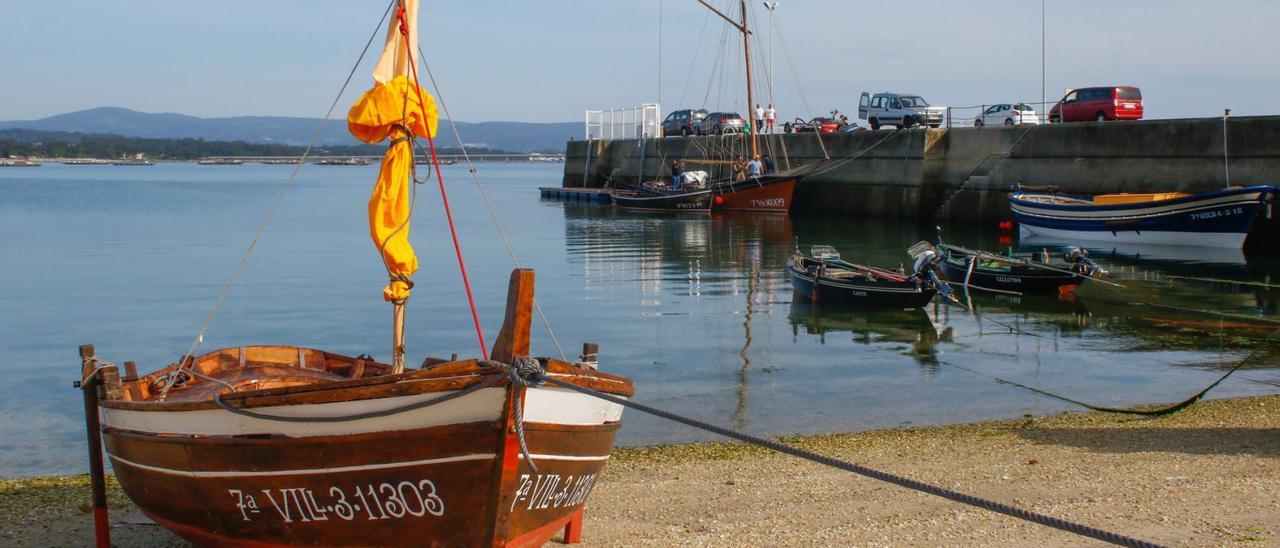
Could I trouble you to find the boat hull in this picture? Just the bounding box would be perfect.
[1009,186,1276,248]
[712,176,798,213]
[97,353,632,548]
[611,189,712,212]
[937,253,1087,294]
[788,264,936,309]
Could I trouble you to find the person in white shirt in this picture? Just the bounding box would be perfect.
[747,154,763,177]
[765,103,776,134]
[754,104,764,134]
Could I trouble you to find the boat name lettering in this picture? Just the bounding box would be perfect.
[994,276,1023,283]
[1190,207,1243,221]
[676,202,705,209]
[511,473,598,512]
[749,198,786,208]
[228,480,444,523]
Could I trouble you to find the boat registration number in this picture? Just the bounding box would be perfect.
[228,480,445,523]
[511,472,599,512]
[1190,207,1243,221]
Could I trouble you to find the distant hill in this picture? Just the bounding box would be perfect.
[0,107,580,153]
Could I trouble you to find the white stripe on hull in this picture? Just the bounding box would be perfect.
[1018,224,1247,248]
[102,386,625,437]
[109,452,611,478]
[1012,191,1267,220]
[109,453,496,478]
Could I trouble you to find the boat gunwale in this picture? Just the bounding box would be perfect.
[104,353,635,412]
[1009,184,1277,213]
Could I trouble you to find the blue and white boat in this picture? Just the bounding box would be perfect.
[1009,185,1276,248]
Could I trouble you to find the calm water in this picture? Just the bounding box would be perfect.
[2,162,1278,477]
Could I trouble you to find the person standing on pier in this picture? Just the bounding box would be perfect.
[765,103,776,134]
[754,104,765,134]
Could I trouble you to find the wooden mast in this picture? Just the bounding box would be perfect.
[696,0,758,158]
[740,0,758,159]
[392,301,406,374]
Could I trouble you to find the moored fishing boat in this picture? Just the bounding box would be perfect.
[710,174,799,212]
[787,244,950,309]
[935,242,1105,295]
[1009,184,1277,248]
[610,185,713,212]
[75,2,632,546]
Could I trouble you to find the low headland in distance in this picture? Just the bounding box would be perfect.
[0,106,579,161]
[5,395,1276,546]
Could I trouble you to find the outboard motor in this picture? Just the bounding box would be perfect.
[912,250,952,298]
[1062,246,1103,276]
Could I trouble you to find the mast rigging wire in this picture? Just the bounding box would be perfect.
[160,0,398,400]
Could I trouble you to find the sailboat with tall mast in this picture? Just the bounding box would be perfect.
[612,0,800,213]
[75,1,632,546]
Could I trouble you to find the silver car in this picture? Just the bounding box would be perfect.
[858,92,947,130]
[697,112,746,135]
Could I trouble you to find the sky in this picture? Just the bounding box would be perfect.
[2,0,1278,123]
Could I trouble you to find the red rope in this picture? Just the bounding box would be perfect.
[397,5,488,360]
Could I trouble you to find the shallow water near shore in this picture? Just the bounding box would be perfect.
[2,162,1278,477]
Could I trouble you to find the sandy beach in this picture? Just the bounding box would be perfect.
[3,395,1276,547]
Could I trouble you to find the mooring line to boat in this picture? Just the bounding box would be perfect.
[1159,274,1280,290]
[158,0,398,401]
[212,373,505,423]
[537,375,1162,548]
[801,128,904,179]
[418,48,567,361]
[939,353,1256,417]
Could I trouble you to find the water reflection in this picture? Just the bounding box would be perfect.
[789,302,952,373]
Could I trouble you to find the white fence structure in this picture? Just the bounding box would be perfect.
[585,104,662,140]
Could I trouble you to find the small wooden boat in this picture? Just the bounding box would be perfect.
[76,3,633,546]
[81,271,632,547]
[787,245,949,309]
[1009,184,1277,248]
[936,243,1104,295]
[610,185,713,212]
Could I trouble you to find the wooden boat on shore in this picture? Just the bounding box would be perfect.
[1009,184,1277,248]
[788,245,949,309]
[936,242,1104,295]
[76,2,633,546]
[81,271,632,547]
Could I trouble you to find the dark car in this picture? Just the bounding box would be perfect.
[661,109,709,137]
[696,112,746,135]
[1048,86,1143,123]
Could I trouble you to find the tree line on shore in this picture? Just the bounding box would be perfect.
[0,129,495,159]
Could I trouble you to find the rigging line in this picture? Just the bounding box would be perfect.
[678,10,713,108]
[399,7,488,361]
[770,14,813,116]
[419,49,567,362]
[160,0,396,401]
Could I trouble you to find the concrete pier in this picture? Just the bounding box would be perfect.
[563,116,1280,227]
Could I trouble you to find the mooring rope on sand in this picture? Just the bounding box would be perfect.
[537,374,1165,548]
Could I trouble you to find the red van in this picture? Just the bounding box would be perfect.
[1048,86,1143,123]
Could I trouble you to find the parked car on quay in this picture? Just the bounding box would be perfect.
[858,92,947,129]
[973,103,1041,128]
[697,112,746,135]
[662,108,709,137]
[1048,86,1143,123]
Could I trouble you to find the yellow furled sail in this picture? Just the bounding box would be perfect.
[346,0,437,302]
